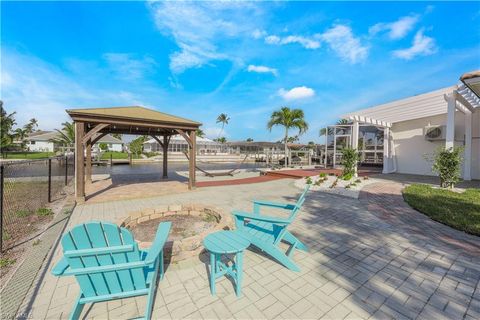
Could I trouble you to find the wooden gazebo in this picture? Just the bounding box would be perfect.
[67,106,201,202]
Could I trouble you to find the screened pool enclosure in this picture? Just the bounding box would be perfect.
[324,124,384,168]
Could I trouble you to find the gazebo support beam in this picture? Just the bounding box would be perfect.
[75,122,85,202]
[188,130,196,189]
[163,135,170,179]
[85,141,92,184]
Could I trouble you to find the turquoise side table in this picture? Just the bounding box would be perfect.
[203,231,250,297]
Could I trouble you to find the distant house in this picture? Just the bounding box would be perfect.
[143,135,225,154]
[26,131,123,152]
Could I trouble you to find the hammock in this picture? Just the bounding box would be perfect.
[183,152,249,177]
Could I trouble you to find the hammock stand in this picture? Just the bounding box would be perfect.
[183,152,249,177]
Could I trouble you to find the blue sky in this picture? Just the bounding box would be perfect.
[2,1,479,143]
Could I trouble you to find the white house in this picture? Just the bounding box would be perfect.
[144,135,225,154]
[328,71,480,180]
[26,131,124,152]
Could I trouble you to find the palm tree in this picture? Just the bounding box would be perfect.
[215,137,227,144]
[196,128,205,138]
[24,118,39,133]
[14,128,28,150]
[50,122,75,147]
[0,103,17,152]
[267,107,308,167]
[216,113,230,137]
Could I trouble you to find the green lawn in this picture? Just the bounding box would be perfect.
[403,184,480,236]
[100,151,140,160]
[1,152,54,159]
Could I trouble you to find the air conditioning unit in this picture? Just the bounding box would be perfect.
[424,125,446,141]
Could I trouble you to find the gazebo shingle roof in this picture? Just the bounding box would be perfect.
[66,106,201,127]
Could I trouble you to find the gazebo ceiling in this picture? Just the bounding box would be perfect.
[66,106,201,133]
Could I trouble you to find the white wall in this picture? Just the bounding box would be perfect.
[27,141,54,152]
[392,110,479,179]
[472,110,480,180]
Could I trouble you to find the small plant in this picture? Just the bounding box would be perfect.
[319,172,327,178]
[345,184,351,189]
[341,148,359,179]
[350,183,357,187]
[314,179,323,186]
[33,239,41,246]
[36,208,53,216]
[329,178,338,189]
[202,213,218,223]
[305,177,313,185]
[363,176,369,180]
[16,209,32,218]
[328,172,335,176]
[341,172,353,181]
[2,232,11,241]
[426,146,464,188]
[355,179,362,183]
[63,209,71,215]
[0,257,16,268]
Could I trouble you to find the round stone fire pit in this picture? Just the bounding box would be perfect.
[117,204,232,262]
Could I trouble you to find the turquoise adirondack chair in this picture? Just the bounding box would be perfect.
[52,221,171,320]
[232,185,310,272]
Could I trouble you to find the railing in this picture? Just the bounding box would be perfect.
[0,155,74,251]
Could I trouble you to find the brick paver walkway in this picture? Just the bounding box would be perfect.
[25,178,480,319]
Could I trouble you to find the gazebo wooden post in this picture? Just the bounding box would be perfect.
[74,121,85,202]
[162,135,168,179]
[190,130,196,188]
[85,140,92,184]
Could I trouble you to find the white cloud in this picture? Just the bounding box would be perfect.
[252,29,266,39]
[1,50,149,130]
[318,25,369,63]
[247,64,278,76]
[148,2,262,74]
[103,53,156,80]
[265,34,320,49]
[393,28,437,60]
[204,127,227,139]
[278,86,315,101]
[369,15,419,40]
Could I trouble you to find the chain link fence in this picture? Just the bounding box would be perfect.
[0,155,74,251]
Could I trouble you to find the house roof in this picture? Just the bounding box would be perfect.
[460,70,480,101]
[343,86,457,127]
[27,131,123,144]
[66,106,201,128]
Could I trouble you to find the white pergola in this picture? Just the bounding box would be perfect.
[343,78,480,180]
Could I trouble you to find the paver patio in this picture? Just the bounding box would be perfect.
[23,177,480,319]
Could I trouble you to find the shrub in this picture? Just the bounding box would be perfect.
[305,177,313,185]
[0,257,16,268]
[427,147,463,188]
[16,209,32,217]
[98,142,108,151]
[341,172,353,181]
[341,148,359,179]
[37,208,53,216]
[319,173,327,178]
